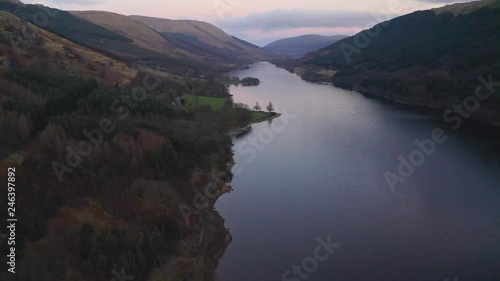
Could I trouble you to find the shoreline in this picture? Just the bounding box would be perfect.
[354,89,500,128]
[189,111,283,279]
[185,63,283,279]
[175,173,234,281]
[228,112,282,136]
[187,62,500,281]
[287,66,500,128]
[177,110,281,280]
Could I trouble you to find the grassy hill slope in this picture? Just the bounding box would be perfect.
[130,15,277,61]
[0,10,136,85]
[0,1,183,66]
[71,10,178,57]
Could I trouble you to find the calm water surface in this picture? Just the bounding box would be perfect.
[216,62,500,281]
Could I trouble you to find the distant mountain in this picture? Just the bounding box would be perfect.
[130,15,277,62]
[298,0,500,124]
[264,35,347,58]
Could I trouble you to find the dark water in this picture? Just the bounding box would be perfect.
[216,62,500,281]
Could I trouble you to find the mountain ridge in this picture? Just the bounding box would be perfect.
[130,15,277,62]
[71,10,178,57]
[264,34,346,58]
[0,1,277,74]
[432,0,499,15]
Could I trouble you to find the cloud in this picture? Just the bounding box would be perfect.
[214,9,397,32]
[232,27,359,47]
[414,0,470,3]
[211,9,400,46]
[52,0,104,5]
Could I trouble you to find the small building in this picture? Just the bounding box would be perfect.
[176,96,186,105]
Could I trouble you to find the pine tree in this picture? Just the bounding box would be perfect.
[253,102,261,111]
[266,102,274,113]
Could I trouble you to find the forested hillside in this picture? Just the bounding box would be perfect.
[0,4,268,281]
[297,0,500,124]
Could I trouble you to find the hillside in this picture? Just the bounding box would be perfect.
[130,15,278,62]
[0,1,182,67]
[264,34,346,58]
[0,5,265,281]
[0,10,136,85]
[0,1,275,74]
[433,0,499,15]
[299,0,500,124]
[71,11,178,57]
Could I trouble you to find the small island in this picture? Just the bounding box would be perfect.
[223,76,261,86]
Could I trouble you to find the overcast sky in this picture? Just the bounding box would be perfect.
[23,0,472,46]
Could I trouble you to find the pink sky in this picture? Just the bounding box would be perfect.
[23,0,470,45]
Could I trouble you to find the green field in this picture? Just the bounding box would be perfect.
[251,111,269,120]
[184,95,272,122]
[184,95,227,110]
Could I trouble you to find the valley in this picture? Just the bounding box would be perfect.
[0,0,499,281]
